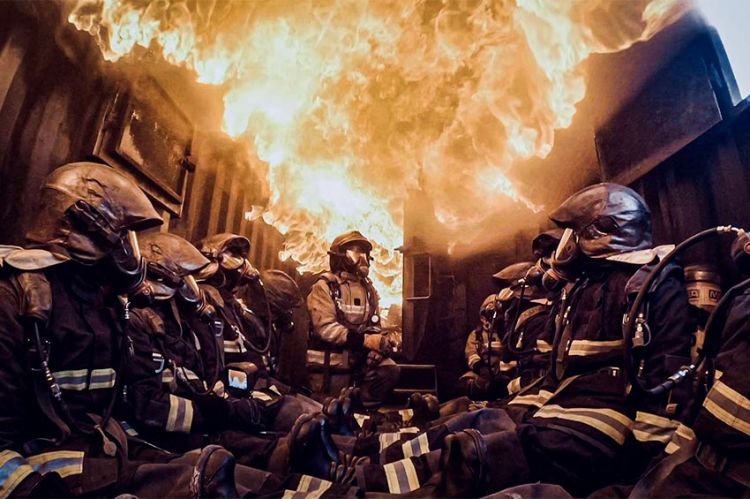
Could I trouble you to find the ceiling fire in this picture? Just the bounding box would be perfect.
[68,0,689,309]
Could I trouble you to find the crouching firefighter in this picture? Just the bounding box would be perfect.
[307,231,400,409]
[0,163,243,498]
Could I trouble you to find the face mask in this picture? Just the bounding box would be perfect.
[178,275,217,323]
[542,228,581,291]
[345,247,371,277]
[109,230,152,300]
[220,253,260,284]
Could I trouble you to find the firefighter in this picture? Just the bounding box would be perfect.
[196,233,322,432]
[354,183,693,497]
[459,293,511,400]
[306,231,400,408]
[123,231,343,482]
[0,162,241,497]
[643,231,750,497]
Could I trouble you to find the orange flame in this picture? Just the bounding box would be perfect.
[69,0,687,312]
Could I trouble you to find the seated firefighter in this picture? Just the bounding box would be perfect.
[306,231,400,408]
[352,183,693,497]
[459,293,511,400]
[122,231,339,479]
[0,162,243,497]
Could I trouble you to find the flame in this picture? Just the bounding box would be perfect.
[69,0,687,311]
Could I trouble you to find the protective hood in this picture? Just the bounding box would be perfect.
[26,162,162,263]
[549,183,652,258]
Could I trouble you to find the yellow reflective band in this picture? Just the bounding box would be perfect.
[536,340,552,353]
[402,432,430,459]
[51,368,89,391]
[166,395,194,433]
[161,368,174,384]
[507,377,521,395]
[567,339,624,357]
[499,361,517,372]
[306,350,346,367]
[252,391,273,402]
[704,379,750,436]
[533,405,633,444]
[354,413,369,428]
[296,474,332,493]
[399,409,413,423]
[665,423,696,454]
[633,411,678,444]
[384,458,420,494]
[88,368,116,390]
[27,451,84,478]
[379,432,400,452]
[0,450,35,499]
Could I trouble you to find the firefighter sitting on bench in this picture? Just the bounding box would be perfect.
[306,231,400,409]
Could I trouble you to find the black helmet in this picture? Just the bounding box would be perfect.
[549,183,652,258]
[26,162,162,263]
[493,261,546,301]
[141,232,210,281]
[260,269,302,315]
[197,233,259,287]
[532,229,564,259]
[328,230,373,277]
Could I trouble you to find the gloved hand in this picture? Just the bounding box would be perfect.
[366,350,384,367]
[363,333,398,356]
[227,397,263,432]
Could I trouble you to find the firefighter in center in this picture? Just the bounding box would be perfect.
[306,230,401,408]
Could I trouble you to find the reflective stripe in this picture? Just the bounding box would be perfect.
[0,450,34,499]
[379,432,400,452]
[27,450,84,478]
[489,341,503,350]
[568,339,624,357]
[536,340,552,353]
[703,379,750,437]
[223,339,247,354]
[306,350,346,367]
[282,490,326,499]
[400,427,420,434]
[120,421,139,437]
[399,409,413,423]
[339,304,366,314]
[162,368,174,384]
[467,354,481,368]
[507,377,521,395]
[383,458,420,493]
[633,411,678,444]
[52,368,89,391]
[354,413,369,428]
[252,391,273,402]
[89,368,116,390]
[532,405,633,444]
[166,394,194,433]
[499,360,517,372]
[52,368,115,391]
[507,389,554,408]
[402,432,430,459]
[665,423,696,454]
[297,474,332,493]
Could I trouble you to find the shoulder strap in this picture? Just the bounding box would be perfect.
[9,271,72,445]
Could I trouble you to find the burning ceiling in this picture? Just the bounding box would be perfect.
[68,0,689,308]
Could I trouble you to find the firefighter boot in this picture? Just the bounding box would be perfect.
[190,445,238,499]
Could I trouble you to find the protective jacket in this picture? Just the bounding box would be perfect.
[306,271,380,370]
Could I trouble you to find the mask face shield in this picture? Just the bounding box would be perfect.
[109,230,150,298]
[542,228,581,291]
[344,245,371,277]
[219,252,260,285]
[178,275,216,322]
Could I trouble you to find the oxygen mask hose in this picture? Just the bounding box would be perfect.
[623,225,743,396]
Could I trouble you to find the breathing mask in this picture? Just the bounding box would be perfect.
[178,275,217,323]
[541,228,582,291]
[344,246,371,277]
[220,252,260,285]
